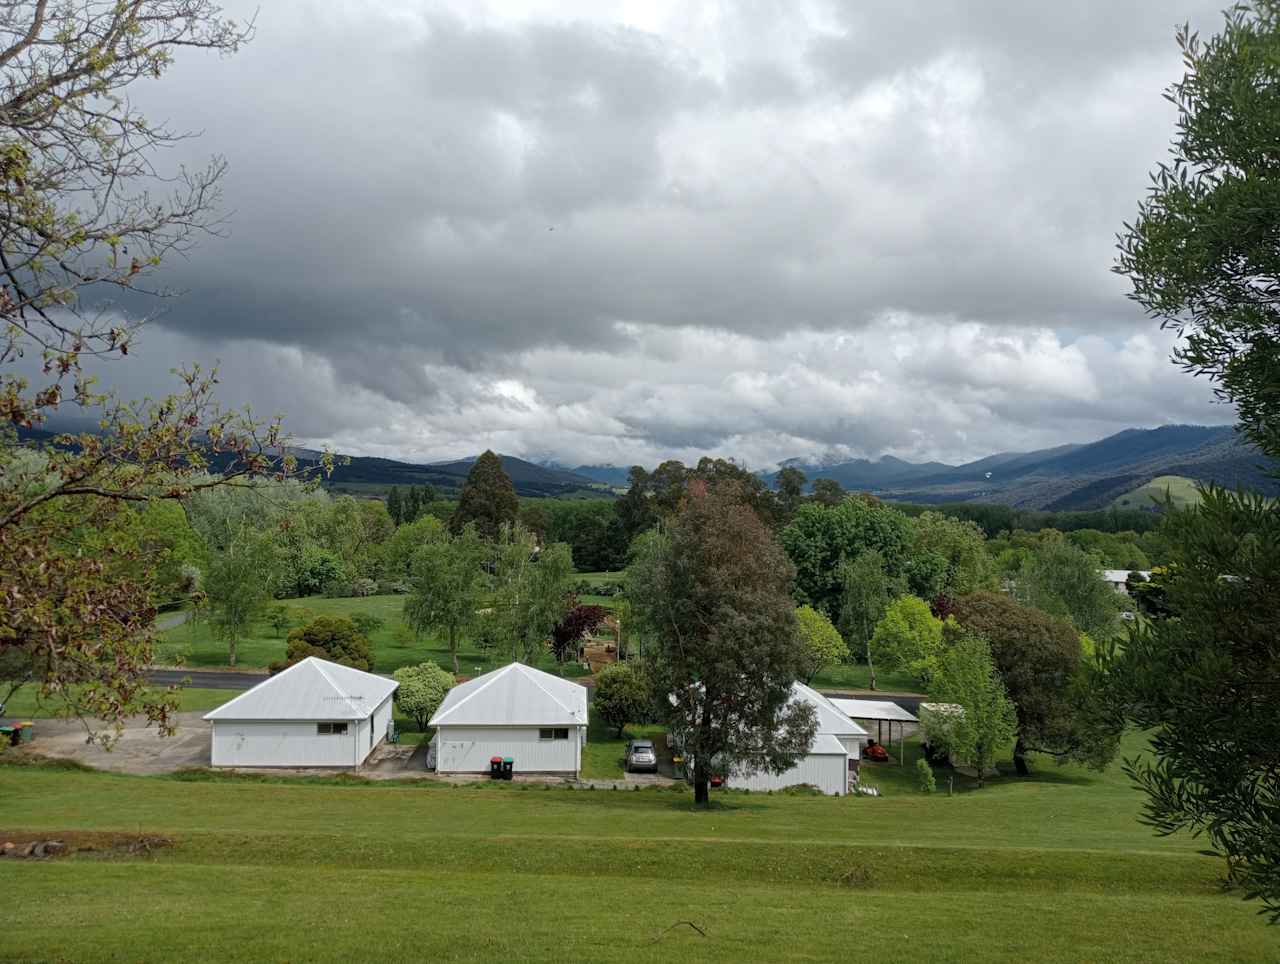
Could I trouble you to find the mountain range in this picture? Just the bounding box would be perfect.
[18,422,1278,510]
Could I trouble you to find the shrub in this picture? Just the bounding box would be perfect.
[593,661,653,737]
[392,662,456,731]
[376,579,412,595]
[264,604,295,638]
[322,580,354,598]
[283,616,373,671]
[351,577,378,597]
[915,757,937,794]
[350,612,385,636]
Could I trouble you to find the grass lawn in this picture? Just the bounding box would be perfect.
[580,713,667,779]
[0,729,1274,962]
[155,594,592,680]
[1,687,244,719]
[1112,474,1203,510]
[809,661,921,694]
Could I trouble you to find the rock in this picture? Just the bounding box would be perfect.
[31,842,46,858]
[44,841,66,856]
[1,841,14,856]
[22,842,37,857]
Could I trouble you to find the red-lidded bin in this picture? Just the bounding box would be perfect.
[489,756,504,779]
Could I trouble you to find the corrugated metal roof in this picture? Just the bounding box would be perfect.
[203,658,398,722]
[830,698,918,724]
[809,733,850,755]
[793,682,869,738]
[429,662,588,727]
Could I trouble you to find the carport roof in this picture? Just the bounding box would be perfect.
[203,657,398,722]
[829,698,918,724]
[429,662,587,727]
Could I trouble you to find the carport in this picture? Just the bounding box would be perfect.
[829,698,918,765]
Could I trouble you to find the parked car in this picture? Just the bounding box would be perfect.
[625,739,658,773]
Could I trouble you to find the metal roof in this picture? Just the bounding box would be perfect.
[829,698,918,724]
[203,658,398,722]
[793,682,869,738]
[809,733,851,755]
[429,662,587,728]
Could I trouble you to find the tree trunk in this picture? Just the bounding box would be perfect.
[1013,736,1030,776]
[229,637,237,667]
[866,639,876,690]
[693,757,711,807]
[449,626,459,675]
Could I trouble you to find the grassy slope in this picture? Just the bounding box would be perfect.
[1,687,237,719]
[1112,474,1203,510]
[0,733,1275,961]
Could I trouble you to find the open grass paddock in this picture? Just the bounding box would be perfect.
[0,732,1274,962]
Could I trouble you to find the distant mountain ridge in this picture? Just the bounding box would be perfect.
[771,424,1277,510]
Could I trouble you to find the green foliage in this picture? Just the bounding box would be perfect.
[870,595,944,687]
[795,605,849,682]
[283,616,372,672]
[350,612,385,636]
[915,757,937,794]
[1116,3,1280,459]
[836,550,906,690]
[542,498,628,571]
[450,451,519,540]
[1011,540,1123,638]
[403,525,489,673]
[265,604,295,639]
[782,497,914,617]
[909,511,995,598]
[1105,486,1280,922]
[491,526,574,665]
[391,662,456,731]
[592,661,654,737]
[928,633,1018,788]
[205,525,280,667]
[627,484,815,805]
[379,515,447,577]
[952,592,1114,774]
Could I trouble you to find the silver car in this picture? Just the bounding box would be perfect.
[625,739,658,773]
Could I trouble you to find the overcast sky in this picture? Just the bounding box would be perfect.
[80,0,1235,469]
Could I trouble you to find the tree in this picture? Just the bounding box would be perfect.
[592,661,654,738]
[1012,540,1122,638]
[775,466,807,522]
[404,486,421,524]
[350,612,384,637]
[810,478,844,506]
[550,604,609,663]
[379,515,446,578]
[614,466,659,544]
[205,525,279,666]
[1116,2,1280,460]
[490,526,574,665]
[1103,487,1280,922]
[781,498,913,617]
[910,512,994,598]
[282,616,373,672]
[391,662,455,731]
[927,633,1018,789]
[385,487,403,526]
[403,525,487,674]
[265,604,295,639]
[952,592,1114,775]
[836,550,904,690]
[794,605,848,683]
[451,451,519,540]
[871,595,945,687]
[627,483,817,806]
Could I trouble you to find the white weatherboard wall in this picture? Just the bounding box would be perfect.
[204,658,398,769]
[729,743,848,796]
[436,726,581,774]
[429,662,589,775]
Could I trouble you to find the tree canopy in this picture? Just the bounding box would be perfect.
[794,605,848,683]
[392,662,455,732]
[450,451,519,540]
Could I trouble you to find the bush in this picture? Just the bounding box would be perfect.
[376,579,412,595]
[592,661,653,737]
[915,757,937,794]
[282,616,373,671]
[350,612,385,636]
[351,577,378,597]
[392,662,456,731]
[322,580,354,598]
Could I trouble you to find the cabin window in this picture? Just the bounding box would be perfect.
[539,728,570,741]
[317,722,349,735]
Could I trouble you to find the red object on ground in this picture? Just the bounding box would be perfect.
[864,741,890,762]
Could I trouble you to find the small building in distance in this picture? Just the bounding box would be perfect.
[428,662,588,777]
[1102,570,1153,594]
[204,657,397,768]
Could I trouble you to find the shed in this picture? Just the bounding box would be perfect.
[204,657,397,768]
[428,662,588,776]
[728,683,868,796]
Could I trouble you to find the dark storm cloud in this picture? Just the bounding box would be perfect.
[89,0,1233,464]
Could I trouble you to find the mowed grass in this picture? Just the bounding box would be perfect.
[0,732,1276,962]
[1,687,239,720]
[155,594,586,679]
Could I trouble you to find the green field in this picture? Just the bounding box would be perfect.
[1112,475,1203,510]
[0,730,1274,962]
[1,687,238,720]
[155,595,586,680]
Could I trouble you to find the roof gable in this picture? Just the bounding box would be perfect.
[430,662,587,727]
[792,682,868,738]
[204,658,398,722]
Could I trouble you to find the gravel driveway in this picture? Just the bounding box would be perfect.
[20,712,213,775]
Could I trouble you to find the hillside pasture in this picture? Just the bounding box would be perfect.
[0,730,1274,962]
[1112,475,1203,510]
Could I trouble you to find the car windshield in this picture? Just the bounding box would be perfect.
[632,742,653,751]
